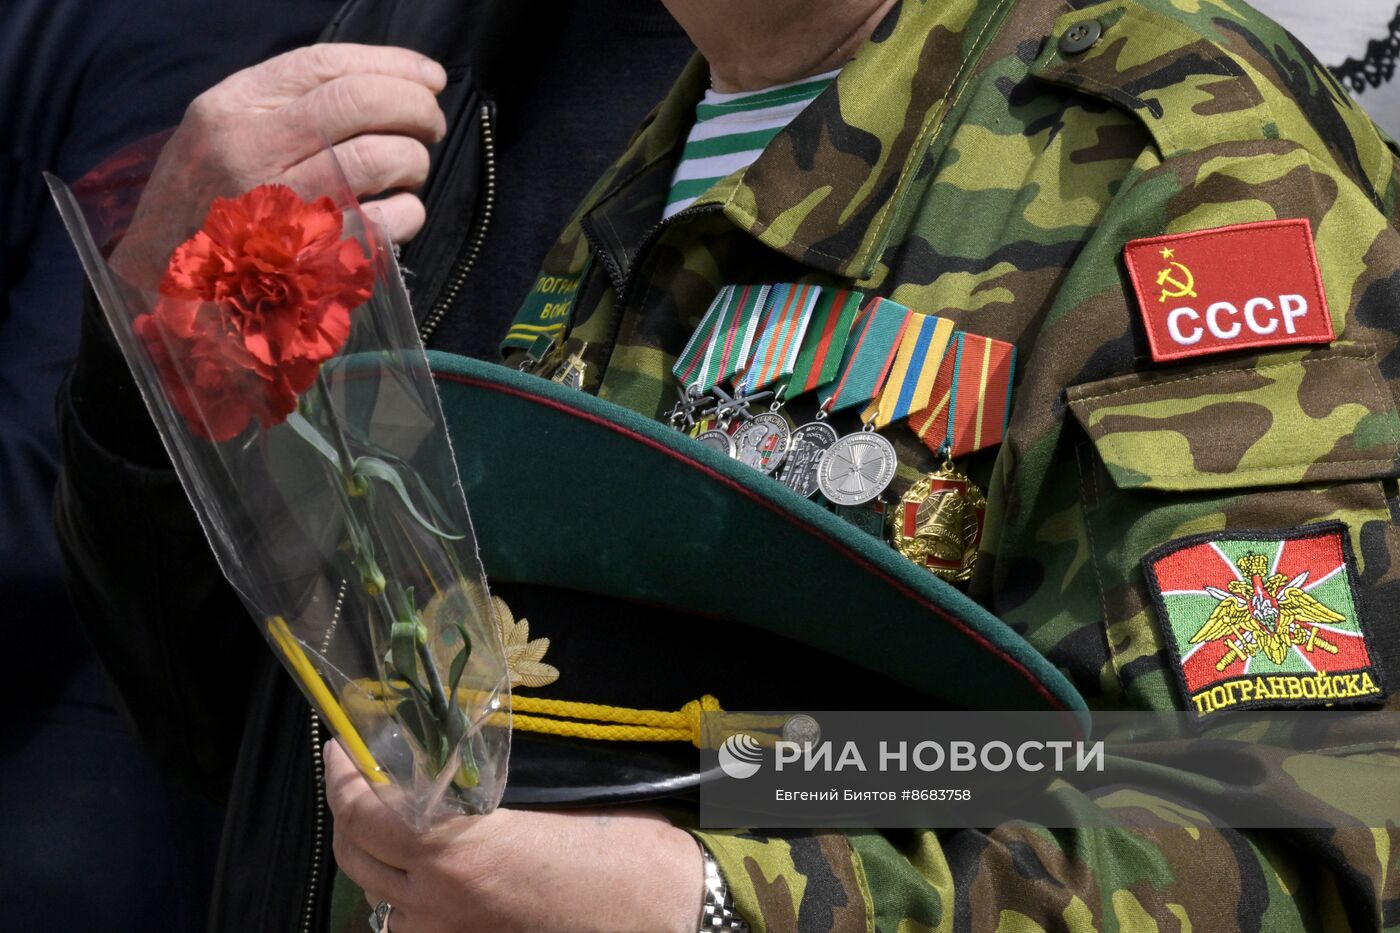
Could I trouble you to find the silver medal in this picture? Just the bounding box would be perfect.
[817,430,898,506]
[695,428,736,458]
[776,421,839,498]
[732,411,791,473]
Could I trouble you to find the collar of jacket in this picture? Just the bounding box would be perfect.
[574,0,1025,287]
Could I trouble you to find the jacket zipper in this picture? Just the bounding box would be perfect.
[579,202,721,368]
[420,102,498,343]
[298,104,498,932]
[300,713,327,933]
[583,202,720,305]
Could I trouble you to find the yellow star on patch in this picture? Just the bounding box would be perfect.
[492,596,559,689]
[1160,247,1174,259]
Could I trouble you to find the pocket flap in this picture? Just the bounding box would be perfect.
[1066,345,1400,491]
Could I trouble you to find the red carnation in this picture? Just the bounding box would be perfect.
[142,184,373,440]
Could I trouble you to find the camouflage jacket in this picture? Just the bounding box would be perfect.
[506,0,1400,928]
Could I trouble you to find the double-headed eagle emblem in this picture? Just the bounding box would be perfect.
[1193,553,1343,671]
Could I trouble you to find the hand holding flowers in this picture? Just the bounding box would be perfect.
[49,126,510,828]
[325,741,705,933]
[109,43,446,288]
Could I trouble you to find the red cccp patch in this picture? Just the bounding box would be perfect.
[1123,219,1334,363]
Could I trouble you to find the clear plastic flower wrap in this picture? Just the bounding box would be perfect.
[46,132,510,830]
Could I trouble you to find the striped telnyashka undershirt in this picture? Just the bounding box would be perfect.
[663,69,840,219]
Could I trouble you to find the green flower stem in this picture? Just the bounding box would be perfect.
[311,373,467,774]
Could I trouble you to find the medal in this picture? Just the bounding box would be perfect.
[907,332,1016,459]
[723,285,818,473]
[732,411,792,473]
[776,419,839,497]
[710,284,771,388]
[779,288,863,401]
[811,297,911,506]
[860,313,955,429]
[816,427,899,506]
[695,426,737,458]
[709,383,773,427]
[667,384,714,431]
[671,284,771,395]
[662,281,1013,583]
[815,297,913,414]
[888,454,987,582]
[737,283,820,397]
[550,341,590,391]
[669,284,771,432]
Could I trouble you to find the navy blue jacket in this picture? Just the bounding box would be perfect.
[1,0,342,705]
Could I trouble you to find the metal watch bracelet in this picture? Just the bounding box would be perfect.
[700,849,750,932]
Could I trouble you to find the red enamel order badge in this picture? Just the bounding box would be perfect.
[1123,218,1334,363]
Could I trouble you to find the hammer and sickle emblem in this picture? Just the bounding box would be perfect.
[1156,260,1197,303]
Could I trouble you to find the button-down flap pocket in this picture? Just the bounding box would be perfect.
[1066,345,1400,492]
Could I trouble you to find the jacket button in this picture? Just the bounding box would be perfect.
[1059,19,1103,55]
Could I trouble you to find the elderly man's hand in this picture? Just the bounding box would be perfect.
[113,44,446,283]
[325,741,707,933]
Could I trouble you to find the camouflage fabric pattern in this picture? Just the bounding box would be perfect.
[509,0,1400,928]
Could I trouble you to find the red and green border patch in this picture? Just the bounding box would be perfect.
[1141,522,1386,718]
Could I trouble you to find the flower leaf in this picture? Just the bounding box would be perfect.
[390,620,419,689]
[352,456,465,540]
[285,410,342,468]
[449,641,470,696]
[396,698,440,762]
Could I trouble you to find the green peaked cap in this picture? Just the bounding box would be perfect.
[429,351,1086,715]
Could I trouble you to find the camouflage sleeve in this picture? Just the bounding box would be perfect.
[694,817,1394,931]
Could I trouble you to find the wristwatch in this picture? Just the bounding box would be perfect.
[699,848,750,932]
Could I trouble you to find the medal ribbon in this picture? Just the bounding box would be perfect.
[860,312,956,429]
[779,288,863,401]
[816,297,913,414]
[714,283,771,386]
[908,332,1016,457]
[738,283,820,394]
[672,283,771,392]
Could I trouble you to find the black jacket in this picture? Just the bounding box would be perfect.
[55,2,524,928]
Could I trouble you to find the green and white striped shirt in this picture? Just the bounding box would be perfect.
[664,69,840,219]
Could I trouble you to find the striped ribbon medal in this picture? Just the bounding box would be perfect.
[811,297,913,507]
[891,332,1014,584]
[668,283,771,439]
[777,288,863,402]
[729,283,822,475]
[738,283,821,395]
[671,283,771,393]
[906,332,1016,459]
[859,313,956,430]
[712,283,771,386]
[767,287,863,497]
[815,297,913,414]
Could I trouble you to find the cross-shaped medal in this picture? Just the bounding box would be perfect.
[710,384,774,426]
[667,384,715,431]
